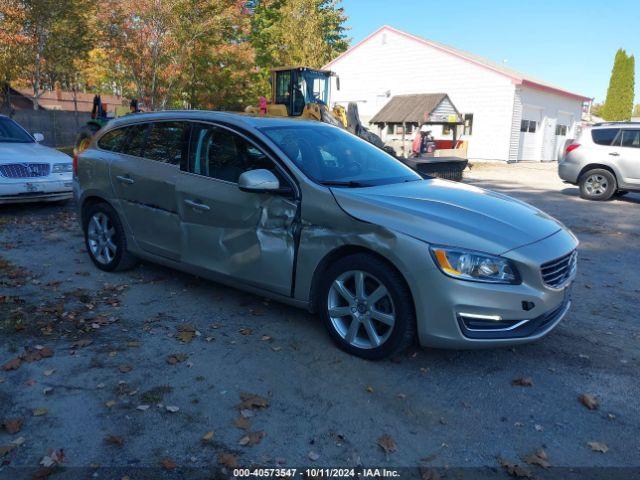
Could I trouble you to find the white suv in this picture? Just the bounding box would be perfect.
[558,122,640,200]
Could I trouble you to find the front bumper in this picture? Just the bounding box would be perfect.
[0,178,73,204]
[414,229,578,348]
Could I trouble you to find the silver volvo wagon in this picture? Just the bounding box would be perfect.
[74,111,578,359]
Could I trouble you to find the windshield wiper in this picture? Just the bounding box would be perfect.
[319,180,367,188]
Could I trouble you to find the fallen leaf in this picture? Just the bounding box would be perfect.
[166,354,188,365]
[238,392,269,410]
[160,458,177,470]
[498,457,532,478]
[308,451,320,461]
[40,449,64,467]
[587,442,609,453]
[3,418,22,434]
[1,358,21,371]
[512,377,533,387]
[524,449,550,468]
[234,416,251,430]
[239,327,253,336]
[419,467,441,480]
[176,324,196,343]
[218,452,238,469]
[238,431,265,446]
[118,364,133,373]
[104,435,124,447]
[366,386,374,393]
[166,405,180,413]
[0,444,16,457]
[32,408,48,417]
[579,394,599,410]
[43,387,53,395]
[71,339,93,349]
[136,405,150,411]
[43,369,55,377]
[105,400,116,408]
[377,434,397,454]
[201,431,214,443]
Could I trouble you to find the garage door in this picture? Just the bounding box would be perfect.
[518,107,541,161]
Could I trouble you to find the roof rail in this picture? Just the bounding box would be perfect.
[593,121,640,126]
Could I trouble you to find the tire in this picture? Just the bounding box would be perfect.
[83,202,137,272]
[74,124,100,155]
[579,168,616,201]
[318,253,416,360]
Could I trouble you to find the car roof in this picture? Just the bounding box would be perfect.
[592,122,640,129]
[105,110,325,130]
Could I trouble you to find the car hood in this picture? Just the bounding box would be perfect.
[331,178,565,255]
[0,142,71,164]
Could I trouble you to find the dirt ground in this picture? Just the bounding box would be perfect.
[0,162,639,479]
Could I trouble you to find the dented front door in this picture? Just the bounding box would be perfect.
[176,172,298,296]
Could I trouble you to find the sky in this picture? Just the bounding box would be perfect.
[340,0,640,104]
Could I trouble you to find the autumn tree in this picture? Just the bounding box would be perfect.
[0,1,29,112]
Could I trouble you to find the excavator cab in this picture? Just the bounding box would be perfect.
[271,67,334,117]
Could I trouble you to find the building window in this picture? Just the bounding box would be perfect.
[394,124,406,135]
[463,113,473,135]
[555,124,568,136]
[521,120,537,133]
[386,123,394,135]
[443,125,452,135]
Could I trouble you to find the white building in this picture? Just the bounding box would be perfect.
[325,26,591,162]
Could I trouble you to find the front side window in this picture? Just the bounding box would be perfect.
[145,122,189,165]
[188,124,282,183]
[121,124,150,157]
[620,129,640,148]
[591,128,620,146]
[261,124,421,187]
[0,117,34,143]
[98,128,128,152]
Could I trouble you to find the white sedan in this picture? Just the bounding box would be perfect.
[0,115,74,204]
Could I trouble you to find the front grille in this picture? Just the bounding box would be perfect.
[0,163,50,178]
[541,250,577,288]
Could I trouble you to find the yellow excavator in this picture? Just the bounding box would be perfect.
[245,66,396,156]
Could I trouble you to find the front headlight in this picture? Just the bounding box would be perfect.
[52,163,73,173]
[430,246,519,284]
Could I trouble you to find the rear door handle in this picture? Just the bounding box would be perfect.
[184,199,210,211]
[116,175,135,184]
[609,152,620,156]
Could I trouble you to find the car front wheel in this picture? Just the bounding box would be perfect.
[319,253,416,360]
[579,169,616,201]
[83,203,137,272]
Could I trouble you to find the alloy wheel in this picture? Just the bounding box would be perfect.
[584,174,608,196]
[327,270,396,349]
[87,212,117,265]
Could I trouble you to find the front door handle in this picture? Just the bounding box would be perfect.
[609,152,620,156]
[116,175,135,184]
[184,199,210,211]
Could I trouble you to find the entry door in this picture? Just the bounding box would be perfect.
[518,107,541,161]
[176,122,298,296]
[109,122,188,261]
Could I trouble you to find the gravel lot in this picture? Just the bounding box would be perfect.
[1,162,639,478]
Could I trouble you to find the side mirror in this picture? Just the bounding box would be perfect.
[33,133,44,142]
[238,169,280,193]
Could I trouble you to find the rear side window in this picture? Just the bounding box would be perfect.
[620,130,640,148]
[121,124,149,157]
[144,122,190,165]
[97,128,127,152]
[591,128,620,146]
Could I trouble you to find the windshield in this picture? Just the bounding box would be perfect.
[0,117,34,143]
[260,125,421,187]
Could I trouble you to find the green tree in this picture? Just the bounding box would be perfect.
[250,0,350,69]
[602,49,635,121]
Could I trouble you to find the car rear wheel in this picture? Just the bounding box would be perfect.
[83,203,137,272]
[319,253,416,360]
[579,169,616,201]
